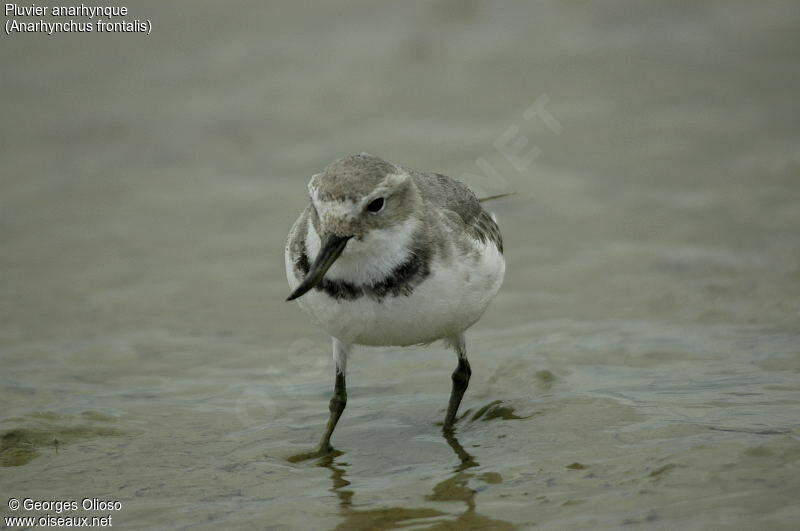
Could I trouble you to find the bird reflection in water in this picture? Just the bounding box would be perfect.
[309,430,516,530]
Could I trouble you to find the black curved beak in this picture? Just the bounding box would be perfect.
[286,234,352,301]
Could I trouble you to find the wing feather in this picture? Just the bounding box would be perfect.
[411,171,504,254]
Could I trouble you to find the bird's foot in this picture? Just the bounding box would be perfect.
[286,444,342,463]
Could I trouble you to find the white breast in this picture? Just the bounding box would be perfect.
[305,218,419,286]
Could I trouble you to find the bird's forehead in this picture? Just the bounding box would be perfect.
[309,154,398,201]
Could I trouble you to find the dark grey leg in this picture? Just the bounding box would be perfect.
[443,334,470,431]
[319,369,347,453]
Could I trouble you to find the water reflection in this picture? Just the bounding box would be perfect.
[312,430,516,530]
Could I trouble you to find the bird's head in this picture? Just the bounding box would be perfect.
[286,153,420,301]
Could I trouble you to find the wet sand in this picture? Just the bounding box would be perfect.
[2,1,799,529]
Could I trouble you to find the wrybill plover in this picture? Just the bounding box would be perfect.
[285,153,505,454]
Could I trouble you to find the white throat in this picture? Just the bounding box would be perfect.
[305,218,419,285]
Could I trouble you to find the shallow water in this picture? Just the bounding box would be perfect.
[2,1,799,530]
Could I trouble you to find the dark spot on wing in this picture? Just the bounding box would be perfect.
[469,209,504,254]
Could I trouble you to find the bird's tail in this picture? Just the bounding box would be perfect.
[478,192,515,203]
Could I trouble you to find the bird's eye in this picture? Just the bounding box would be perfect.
[366,197,385,213]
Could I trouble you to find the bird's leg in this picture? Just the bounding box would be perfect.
[318,338,350,453]
[318,369,347,453]
[443,334,471,431]
[444,358,471,430]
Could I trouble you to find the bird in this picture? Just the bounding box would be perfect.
[284,153,505,454]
